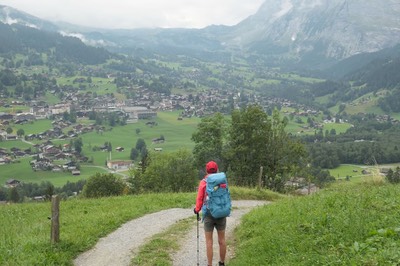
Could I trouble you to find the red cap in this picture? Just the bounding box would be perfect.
[206,161,218,173]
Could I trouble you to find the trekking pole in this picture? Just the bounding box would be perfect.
[196,212,200,266]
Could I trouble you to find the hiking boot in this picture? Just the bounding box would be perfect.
[218,262,225,266]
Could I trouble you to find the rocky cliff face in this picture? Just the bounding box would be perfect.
[223,0,400,62]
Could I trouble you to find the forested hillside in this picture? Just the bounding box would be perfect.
[0,22,111,64]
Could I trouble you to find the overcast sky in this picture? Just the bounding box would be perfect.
[0,0,265,29]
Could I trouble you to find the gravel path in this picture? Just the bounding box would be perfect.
[73,200,268,266]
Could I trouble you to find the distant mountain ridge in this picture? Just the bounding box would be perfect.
[1,1,400,70]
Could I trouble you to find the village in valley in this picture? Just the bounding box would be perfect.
[0,77,323,189]
[1,74,398,193]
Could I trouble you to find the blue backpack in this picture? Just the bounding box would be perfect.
[202,172,231,219]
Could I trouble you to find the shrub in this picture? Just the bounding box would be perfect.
[386,167,400,184]
[129,149,197,193]
[82,173,127,198]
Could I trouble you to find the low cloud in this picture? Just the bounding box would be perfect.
[0,0,264,29]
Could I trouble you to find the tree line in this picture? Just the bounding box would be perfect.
[191,105,328,191]
[303,117,400,168]
[0,180,86,203]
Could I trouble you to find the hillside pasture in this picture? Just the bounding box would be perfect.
[13,119,53,135]
[56,76,125,100]
[0,112,200,187]
[0,157,109,187]
[323,122,353,134]
[80,111,200,168]
[328,163,400,183]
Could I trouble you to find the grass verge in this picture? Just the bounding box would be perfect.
[0,193,194,265]
[229,182,400,265]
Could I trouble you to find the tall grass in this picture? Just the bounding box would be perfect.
[0,193,195,265]
[229,182,400,265]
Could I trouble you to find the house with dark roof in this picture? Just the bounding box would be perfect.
[6,179,21,188]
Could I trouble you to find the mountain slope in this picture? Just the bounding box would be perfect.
[222,0,400,67]
[0,4,58,31]
[0,21,111,65]
[324,44,400,79]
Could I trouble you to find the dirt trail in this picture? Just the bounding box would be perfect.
[172,200,268,266]
[73,200,268,266]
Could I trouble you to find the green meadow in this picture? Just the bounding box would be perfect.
[0,105,30,113]
[0,157,109,187]
[0,111,201,187]
[80,111,200,166]
[56,76,125,100]
[328,163,400,182]
[323,122,353,134]
[13,119,53,135]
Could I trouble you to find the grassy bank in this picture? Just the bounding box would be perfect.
[230,182,400,265]
[0,186,280,265]
[0,193,194,265]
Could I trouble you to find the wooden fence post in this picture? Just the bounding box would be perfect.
[258,166,263,189]
[51,195,60,244]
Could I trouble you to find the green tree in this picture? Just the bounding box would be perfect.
[386,167,400,184]
[0,187,8,201]
[191,113,228,171]
[135,138,146,151]
[41,181,55,201]
[74,138,83,154]
[228,106,306,191]
[339,103,346,113]
[9,187,20,203]
[129,149,197,193]
[104,141,112,152]
[82,173,127,198]
[135,128,141,135]
[16,128,25,137]
[228,105,271,186]
[6,127,13,134]
[130,148,139,160]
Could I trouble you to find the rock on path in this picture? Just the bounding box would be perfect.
[73,201,268,266]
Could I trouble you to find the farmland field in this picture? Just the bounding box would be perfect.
[327,163,400,182]
[0,111,200,187]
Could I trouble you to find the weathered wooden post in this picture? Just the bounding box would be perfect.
[258,166,263,189]
[51,195,60,244]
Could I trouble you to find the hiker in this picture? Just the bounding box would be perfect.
[194,161,226,266]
